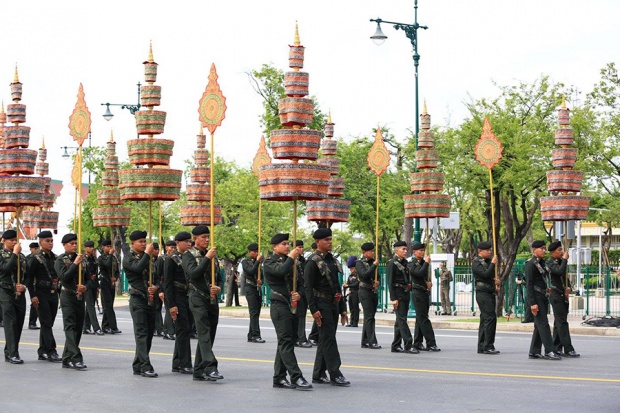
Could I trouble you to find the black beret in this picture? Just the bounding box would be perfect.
[477,241,492,250]
[394,240,408,248]
[152,243,159,250]
[295,240,304,247]
[247,242,259,251]
[361,242,375,251]
[29,242,39,248]
[129,230,148,241]
[531,240,546,249]
[548,241,562,252]
[311,243,317,249]
[271,233,289,245]
[313,228,332,240]
[84,240,95,248]
[2,230,17,240]
[412,242,427,250]
[61,233,78,244]
[174,231,192,242]
[37,230,53,239]
[192,225,210,236]
[101,239,112,247]
[165,240,176,247]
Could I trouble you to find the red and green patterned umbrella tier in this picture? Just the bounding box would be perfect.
[558,108,570,126]
[127,138,174,166]
[404,194,451,218]
[409,171,445,192]
[318,157,340,175]
[186,183,213,202]
[306,198,351,223]
[420,113,431,130]
[324,123,334,138]
[135,110,166,136]
[105,155,119,170]
[415,149,439,169]
[321,138,337,156]
[144,62,158,84]
[284,72,309,96]
[259,163,331,201]
[4,125,30,149]
[194,149,210,165]
[42,191,56,208]
[328,177,345,197]
[270,129,322,160]
[540,195,590,221]
[21,210,59,230]
[0,149,37,174]
[10,83,22,102]
[546,170,583,193]
[418,130,435,149]
[180,204,223,226]
[35,163,49,176]
[554,128,574,146]
[6,103,26,124]
[102,171,119,187]
[97,189,123,206]
[289,45,305,69]
[140,85,162,108]
[0,176,45,206]
[190,166,210,184]
[278,97,314,127]
[118,168,182,201]
[197,133,206,149]
[551,148,578,169]
[107,141,116,154]
[92,207,132,227]
[38,148,47,161]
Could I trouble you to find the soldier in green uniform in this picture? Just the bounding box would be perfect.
[98,240,121,334]
[263,233,312,390]
[27,242,40,330]
[546,241,579,357]
[55,233,88,370]
[344,256,359,328]
[526,240,561,360]
[181,225,224,382]
[439,261,453,315]
[82,240,103,336]
[356,242,381,349]
[242,242,265,343]
[294,240,312,348]
[24,230,62,363]
[0,230,26,364]
[165,232,193,374]
[305,228,350,387]
[123,230,159,377]
[473,241,500,354]
[410,242,440,352]
[387,241,416,354]
[160,240,177,340]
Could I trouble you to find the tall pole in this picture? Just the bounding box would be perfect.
[413,0,422,242]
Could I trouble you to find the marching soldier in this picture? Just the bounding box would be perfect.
[151,243,165,337]
[98,240,121,334]
[526,240,561,360]
[264,233,312,390]
[82,240,103,336]
[242,242,265,343]
[158,241,177,340]
[26,242,40,330]
[356,243,381,349]
[388,241,416,354]
[439,261,453,315]
[410,242,440,352]
[305,228,350,387]
[123,230,159,377]
[344,256,359,328]
[294,240,312,348]
[307,242,320,346]
[182,225,224,382]
[55,233,88,370]
[0,230,27,364]
[165,232,194,374]
[473,241,500,354]
[546,241,579,357]
[24,230,62,363]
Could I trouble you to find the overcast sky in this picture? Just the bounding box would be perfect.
[1,0,618,240]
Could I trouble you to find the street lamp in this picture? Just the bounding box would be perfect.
[370,0,428,243]
[100,82,142,121]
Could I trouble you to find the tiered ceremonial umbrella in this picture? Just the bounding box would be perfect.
[251,135,272,283]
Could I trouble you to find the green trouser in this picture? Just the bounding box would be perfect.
[476,289,497,351]
[0,289,26,358]
[412,289,437,348]
[129,295,155,372]
[83,287,100,332]
[60,290,85,363]
[172,290,192,370]
[246,285,262,340]
[189,291,219,376]
[312,299,342,381]
[359,289,378,346]
[36,292,58,356]
[270,300,302,383]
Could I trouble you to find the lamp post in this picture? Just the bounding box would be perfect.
[370,0,428,243]
[101,82,142,120]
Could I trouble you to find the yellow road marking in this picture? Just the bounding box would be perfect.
[6,340,620,383]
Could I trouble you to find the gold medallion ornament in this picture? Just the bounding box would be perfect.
[198,64,227,135]
[367,129,391,176]
[475,118,503,170]
[68,83,91,147]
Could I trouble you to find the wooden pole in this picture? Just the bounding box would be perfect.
[291,198,298,313]
[425,217,431,284]
[374,176,380,283]
[209,133,216,301]
[489,169,498,282]
[148,200,153,287]
[15,205,21,297]
[158,201,163,252]
[257,198,262,282]
[77,146,83,289]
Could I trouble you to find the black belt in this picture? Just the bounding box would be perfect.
[533,286,550,295]
[189,283,210,298]
[359,281,374,290]
[271,290,290,304]
[173,281,188,291]
[394,283,411,291]
[62,288,76,294]
[475,282,495,293]
[37,280,51,287]
[313,289,341,303]
[129,287,147,299]
[246,279,257,287]
[411,284,427,292]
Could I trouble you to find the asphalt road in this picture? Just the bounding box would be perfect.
[1,306,619,413]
